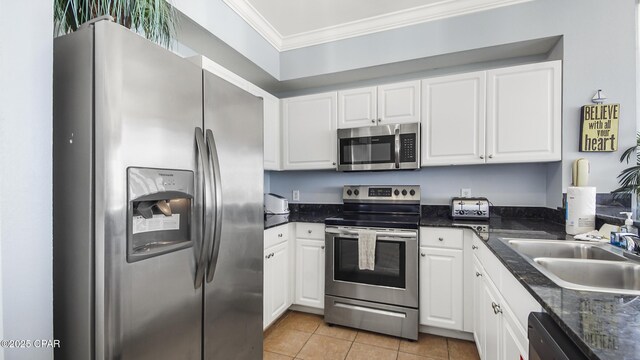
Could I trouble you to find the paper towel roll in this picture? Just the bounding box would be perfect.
[566,186,596,235]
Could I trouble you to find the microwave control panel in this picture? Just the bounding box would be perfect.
[400,134,416,163]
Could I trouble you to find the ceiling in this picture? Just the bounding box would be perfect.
[222,0,533,51]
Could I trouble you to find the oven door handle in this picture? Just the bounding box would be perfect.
[325,228,417,240]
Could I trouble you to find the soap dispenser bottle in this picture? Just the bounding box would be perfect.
[621,212,638,235]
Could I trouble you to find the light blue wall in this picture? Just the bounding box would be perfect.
[277,0,637,206]
[269,163,551,206]
[0,0,54,358]
[172,0,280,78]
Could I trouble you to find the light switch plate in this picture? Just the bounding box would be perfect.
[461,188,471,198]
[293,190,300,201]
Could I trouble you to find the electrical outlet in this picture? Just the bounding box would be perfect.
[461,188,471,198]
[293,190,300,201]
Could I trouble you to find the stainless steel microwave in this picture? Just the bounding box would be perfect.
[336,123,420,171]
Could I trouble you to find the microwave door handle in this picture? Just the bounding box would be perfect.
[194,127,213,289]
[205,129,223,283]
[394,128,400,169]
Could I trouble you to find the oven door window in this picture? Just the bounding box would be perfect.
[333,237,405,288]
[340,135,395,165]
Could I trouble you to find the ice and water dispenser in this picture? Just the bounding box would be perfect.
[127,167,194,262]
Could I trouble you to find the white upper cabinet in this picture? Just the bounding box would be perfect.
[263,94,281,170]
[337,80,420,129]
[338,87,377,128]
[377,80,421,125]
[486,61,562,163]
[282,92,338,170]
[421,72,486,166]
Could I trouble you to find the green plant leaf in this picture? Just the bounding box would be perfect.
[54,0,176,47]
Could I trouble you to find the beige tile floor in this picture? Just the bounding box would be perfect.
[264,311,480,360]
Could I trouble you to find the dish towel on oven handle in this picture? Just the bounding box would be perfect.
[358,230,377,270]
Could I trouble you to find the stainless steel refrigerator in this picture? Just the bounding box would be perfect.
[53,20,263,360]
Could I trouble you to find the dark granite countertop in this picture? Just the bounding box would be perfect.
[264,211,336,229]
[473,225,640,359]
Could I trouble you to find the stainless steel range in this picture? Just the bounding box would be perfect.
[324,185,421,340]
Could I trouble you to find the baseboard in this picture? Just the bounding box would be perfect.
[289,304,324,315]
[419,325,474,341]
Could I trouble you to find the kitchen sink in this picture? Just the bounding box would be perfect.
[506,239,627,261]
[502,238,640,295]
[534,258,640,294]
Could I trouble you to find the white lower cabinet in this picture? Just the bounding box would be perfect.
[473,252,530,360]
[264,241,290,329]
[501,301,528,360]
[295,238,325,309]
[419,246,463,330]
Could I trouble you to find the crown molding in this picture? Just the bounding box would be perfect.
[223,0,533,52]
[222,0,284,50]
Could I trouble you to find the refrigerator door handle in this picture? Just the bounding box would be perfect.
[195,127,213,289]
[205,129,223,283]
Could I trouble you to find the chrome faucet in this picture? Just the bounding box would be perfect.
[620,234,640,261]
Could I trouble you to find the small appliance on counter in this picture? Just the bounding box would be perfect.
[451,197,490,220]
[264,193,289,215]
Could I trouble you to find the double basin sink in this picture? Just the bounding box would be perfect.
[503,239,640,295]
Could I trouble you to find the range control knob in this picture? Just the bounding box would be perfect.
[394,189,400,196]
[346,189,352,196]
[354,189,359,196]
[409,189,415,196]
[477,210,483,215]
[401,189,407,196]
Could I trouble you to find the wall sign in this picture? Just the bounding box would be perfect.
[579,103,619,152]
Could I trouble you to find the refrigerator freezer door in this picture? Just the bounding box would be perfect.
[93,21,203,360]
[203,72,264,359]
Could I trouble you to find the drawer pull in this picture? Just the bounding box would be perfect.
[472,245,478,250]
[421,253,426,257]
[278,233,283,237]
[475,272,482,277]
[438,237,444,241]
[308,230,312,234]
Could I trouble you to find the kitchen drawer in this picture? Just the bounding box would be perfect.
[420,228,463,249]
[296,223,325,240]
[264,224,289,249]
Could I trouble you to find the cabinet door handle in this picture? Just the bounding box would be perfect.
[420,253,426,257]
[278,233,283,237]
[371,119,376,123]
[480,155,484,159]
[332,162,336,166]
[265,255,269,259]
[488,154,494,159]
[378,118,382,123]
[475,272,482,277]
[438,237,444,241]
[321,246,325,250]
[308,230,312,234]
[472,245,478,250]
[491,302,502,314]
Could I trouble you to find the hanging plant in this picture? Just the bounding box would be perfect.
[54,0,176,47]
[612,132,640,197]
